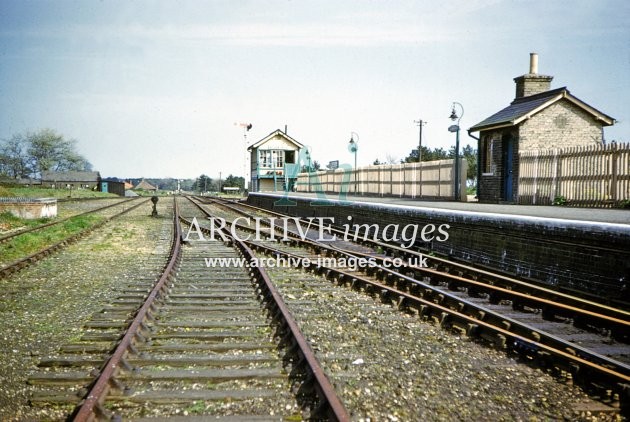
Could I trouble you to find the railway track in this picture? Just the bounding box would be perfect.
[0,197,147,278]
[190,195,630,414]
[28,197,349,420]
[0,197,137,244]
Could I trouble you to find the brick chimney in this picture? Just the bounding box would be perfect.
[514,53,553,98]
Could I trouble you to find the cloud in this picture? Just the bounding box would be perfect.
[3,22,458,47]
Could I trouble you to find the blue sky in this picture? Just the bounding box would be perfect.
[1,0,628,179]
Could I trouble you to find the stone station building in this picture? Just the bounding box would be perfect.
[469,53,615,203]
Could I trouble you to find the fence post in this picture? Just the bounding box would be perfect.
[552,149,559,200]
[438,160,442,197]
[611,143,618,202]
[420,161,423,198]
[532,151,538,205]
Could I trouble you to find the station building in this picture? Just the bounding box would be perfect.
[41,171,101,190]
[248,129,304,192]
[469,53,615,203]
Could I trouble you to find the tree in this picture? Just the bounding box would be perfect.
[27,129,91,176]
[0,134,30,178]
[399,144,477,188]
[301,160,321,173]
[0,129,92,179]
[192,174,213,193]
[461,144,478,187]
[401,146,448,163]
[223,174,245,190]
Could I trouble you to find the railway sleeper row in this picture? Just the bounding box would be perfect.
[1,198,149,279]
[192,196,630,415]
[223,196,629,316]
[214,212,629,371]
[196,196,629,345]
[192,197,628,366]
[244,239,630,414]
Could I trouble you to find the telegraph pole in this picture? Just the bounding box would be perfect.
[414,119,427,198]
[414,119,426,162]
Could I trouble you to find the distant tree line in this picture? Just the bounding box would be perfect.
[388,144,478,187]
[107,174,246,193]
[0,129,92,179]
[191,174,245,192]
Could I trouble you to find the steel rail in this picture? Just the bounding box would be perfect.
[0,197,139,244]
[188,197,629,340]
[246,240,630,410]
[233,236,350,421]
[0,198,150,279]
[201,197,630,320]
[183,196,350,421]
[195,196,630,410]
[330,246,630,341]
[191,196,630,410]
[248,238,630,373]
[71,197,182,421]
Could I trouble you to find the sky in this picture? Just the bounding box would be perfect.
[1,0,628,180]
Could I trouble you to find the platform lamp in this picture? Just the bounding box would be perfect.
[448,102,464,201]
[304,148,312,192]
[348,132,359,194]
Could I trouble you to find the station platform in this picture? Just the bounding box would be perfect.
[247,192,630,306]
[271,192,630,226]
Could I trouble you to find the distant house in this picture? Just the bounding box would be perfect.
[100,178,126,196]
[248,129,304,192]
[469,53,615,203]
[0,177,41,186]
[134,179,157,191]
[41,171,101,190]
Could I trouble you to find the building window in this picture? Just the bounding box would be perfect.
[259,150,285,168]
[481,136,494,174]
[259,150,271,168]
[273,150,284,168]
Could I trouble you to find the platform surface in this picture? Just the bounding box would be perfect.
[255,192,630,226]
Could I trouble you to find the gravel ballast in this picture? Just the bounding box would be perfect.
[0,200,172,421]
[265,267,621,421]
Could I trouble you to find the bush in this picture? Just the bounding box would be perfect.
[552,195,567,206]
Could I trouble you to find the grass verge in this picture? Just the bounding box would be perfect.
[0,214,104,265]
[0,186,117,199]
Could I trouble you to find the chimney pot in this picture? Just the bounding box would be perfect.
[529,52,538,74]
[514,52,552,98]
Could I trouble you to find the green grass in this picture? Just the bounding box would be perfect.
[0,214,104,264]
[0,186,117,199]
[465,186,477,196]
[0,211,52,232]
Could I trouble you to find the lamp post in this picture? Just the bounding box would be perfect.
[414,119,427,198]
[448,102,464,201]
[348,132,359,194]
[304,148,312,192]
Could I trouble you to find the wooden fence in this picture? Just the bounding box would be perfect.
[518,143,630,206]
[295,159,467,201]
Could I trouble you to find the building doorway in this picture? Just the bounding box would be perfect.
[502,134,514,202]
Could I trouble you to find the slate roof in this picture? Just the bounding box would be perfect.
[469,87,615,132]
[134,179,157,190]
[248,129,304,151]
[41,171,101,182]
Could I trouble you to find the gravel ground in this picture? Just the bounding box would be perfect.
[266,267,623,421]
[1,195,622,421]
[0,200,172,421]
[55,197,134,218]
